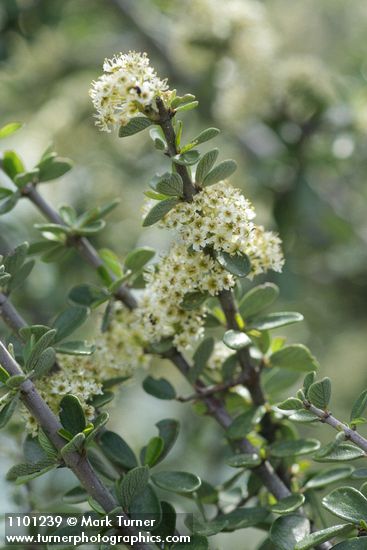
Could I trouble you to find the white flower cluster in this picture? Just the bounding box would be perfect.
[162,181,284,277]
[171,0,335,128]
[137,243,235,352]
[23,305,149,435]
[89,51,169,132]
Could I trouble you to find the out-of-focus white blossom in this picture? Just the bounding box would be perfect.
[89,51,169,132]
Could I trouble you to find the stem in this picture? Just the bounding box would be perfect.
[305,402,367,454]
[0,340,152,550]
[0,292,27,333]
[218,290,265,406]
[155,97,196,201]
[163,347,291,500]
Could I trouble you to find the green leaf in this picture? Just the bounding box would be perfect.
[239,283,279,319]
[226,407,264,440]
[85,412,109,445]
[41,244,71,263]
[202,159,237,186]
[90,391,115,409]
[295,524,354,550]
[117,466,150,511]
[195,149,219,183]
[350,390,367,423]
[0,365,10,383]
[23,436,48,463]
[99,248,122,277]
[314,443,365,462]
[226,453,262,468]
[308,377,331,409]
[74,219,106,235]
[152,471,201,493]
[68,284,109,307]
[250,312,304,331]
[270,345,319,373]
[304,466,354,490]
[156,173,183,197]
[193,127,220,144]
[190,337,214,381]
[6,375,26,389]
[155,418,179,463]
[188,516,227,536]
[142,376,176,400]
[0,397,18,428]
[150,127,166,150]
[270,515,310,550]
[0,191,18,214]
[2,151,25,180]
[196,480,218,505]
[0,122,22,139]
[322,487,367,524]
[6,459,56,484]
[59,205,77,225]
[33,347,56,379]
[87,448,117,481]
[288,410,319,423]
[270,438,321,458]
[223,329,251,350]
[52,306,88,342]
[352,468,367,479]
[119,117,153,137]
[38,429,58,459]
[263,368,301,396]
[124,247,155,272]
[303,372,316,397]
[171,93,196,109]
[331,539,367,549]
[100,431,138,470]
[216,251,251,277]
[277,398,304,411]
[55,340,95,355]
[0,187,13,200]
[14,169,39,188]
[59,395,86,436]
[141,437,164,467]
[26,328,56,371]
[37,156,73,182]
[221,507,269,531]
[61,433,86,455]
[270,494,305,515]
[63,486,88,504]
[175,101,199,112]
[174,150,200,166]
[7,259,35,291]
[130,484,162,524]
[180,290,208,310]
[4,242,28,276]
[142,198,179,227]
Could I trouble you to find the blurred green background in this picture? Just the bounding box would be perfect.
[1,0,367,547]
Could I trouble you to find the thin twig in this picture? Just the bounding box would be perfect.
[176,372,249,401]
[305,401,367,454]
[0,340,152,550]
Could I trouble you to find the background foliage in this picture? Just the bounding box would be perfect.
[1,0,367,547]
